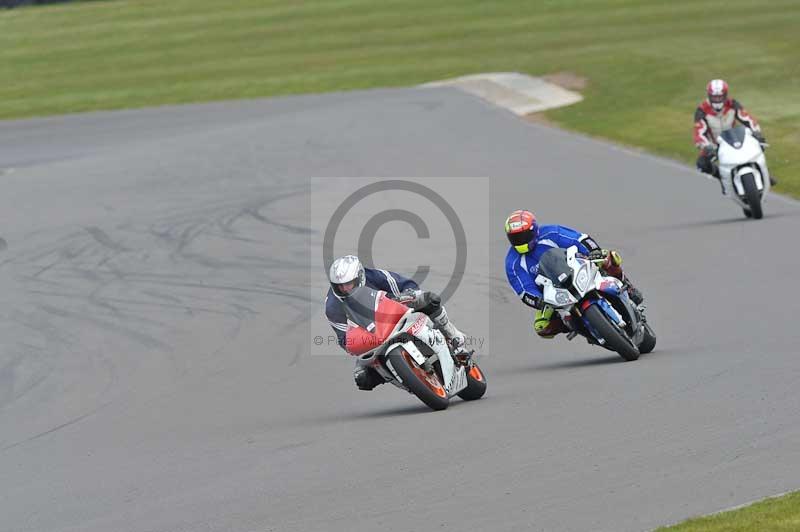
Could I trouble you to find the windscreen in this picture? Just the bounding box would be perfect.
[538,248,572,288]
[342,286,379,330]
[720,126,747,148]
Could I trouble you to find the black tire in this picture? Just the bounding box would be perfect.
[740,173,763,219]
[457,363,487,401]
[387,348,449,411]
[584,304,640,361]
[638,322,657,354]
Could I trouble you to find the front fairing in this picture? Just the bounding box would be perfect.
[536,246,600,308]
[717,127,763,172]
[343,286,415,356]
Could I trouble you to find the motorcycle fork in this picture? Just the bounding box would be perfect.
[564,307,585,341]
[569,301,605,345]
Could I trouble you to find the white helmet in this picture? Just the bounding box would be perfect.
[328,255,365,300]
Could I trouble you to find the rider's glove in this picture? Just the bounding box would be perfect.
[701,144,718,158]
[393,288,424,307]
[588,248,622,269]
[521,292,543,309]
[587,249,608,262]
[607,250,623,267]
[753,132,767,144]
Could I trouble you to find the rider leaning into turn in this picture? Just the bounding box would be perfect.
[694,79,775,187]
[325,255,467,390]
[504,210,644,339]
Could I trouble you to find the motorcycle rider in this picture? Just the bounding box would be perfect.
[325,255,467,390]
[504,210,643,339]
[694,79,776,187]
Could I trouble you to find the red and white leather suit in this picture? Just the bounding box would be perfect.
[694,99,761,149]
[694,99,762,178]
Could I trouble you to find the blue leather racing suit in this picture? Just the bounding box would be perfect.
[505,224,600,307]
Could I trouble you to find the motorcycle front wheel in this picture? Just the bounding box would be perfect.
[584,304,640,361]
[387,348,449,411]
[741,173,763,219]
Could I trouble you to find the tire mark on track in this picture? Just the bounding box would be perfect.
[37,304,172,351]
[84,226,130,252]
[2,186,314,406]
[1,401,113,453]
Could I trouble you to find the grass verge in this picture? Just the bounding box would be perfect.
[1,0,798,196]
[655,491,800,532]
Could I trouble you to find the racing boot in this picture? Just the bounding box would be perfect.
[353,366,384,391]
[594,250,644,306]
[431,307,469,359]
[717,171,728,196]
[590,249,624,279]
[701,164,725,194]
[534,306,566,338]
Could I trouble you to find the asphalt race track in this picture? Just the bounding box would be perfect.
[1,88,799,532]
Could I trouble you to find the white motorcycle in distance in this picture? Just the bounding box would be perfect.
[715,125,771,219]
[343,286,487,411]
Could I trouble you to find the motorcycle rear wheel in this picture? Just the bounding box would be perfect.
[387,349,449,411]
[638,322,657,354]
[584,304,640,361]
[457,363,487,401]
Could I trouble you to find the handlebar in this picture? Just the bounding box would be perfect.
[576,253,607,265]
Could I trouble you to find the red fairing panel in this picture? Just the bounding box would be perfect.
[345,294,409,355]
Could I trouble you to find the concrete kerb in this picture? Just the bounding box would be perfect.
[419,72,583,115]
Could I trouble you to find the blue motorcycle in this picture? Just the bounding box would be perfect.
[535,246,656,361]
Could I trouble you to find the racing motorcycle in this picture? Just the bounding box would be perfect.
[715,125,771,219]
[343,286,486,411]
[535,246,656,361]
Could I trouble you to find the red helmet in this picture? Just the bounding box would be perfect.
[706,79,728,112]
[504,210,539,254]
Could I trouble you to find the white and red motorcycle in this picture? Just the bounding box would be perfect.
[344,286,486,411]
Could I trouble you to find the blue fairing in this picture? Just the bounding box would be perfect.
[597,277,636,304]
[596,298,622,325]
[597,281,620,297]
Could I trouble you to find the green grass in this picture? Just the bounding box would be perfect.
[656,491,800,531]
[1,0,799,195]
